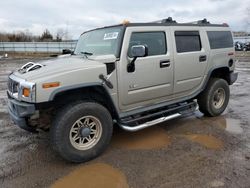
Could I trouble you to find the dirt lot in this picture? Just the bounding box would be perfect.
[0,53,250,188]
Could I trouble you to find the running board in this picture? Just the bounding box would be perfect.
[119,113,181,132]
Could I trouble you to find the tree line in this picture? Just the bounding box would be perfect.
[0,28,69,42]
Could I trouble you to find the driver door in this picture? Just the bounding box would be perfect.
[117,27,174,111]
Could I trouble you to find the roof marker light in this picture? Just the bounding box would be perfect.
[122,20,130,25]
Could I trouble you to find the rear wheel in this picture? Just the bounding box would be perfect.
[197,78,230,117]
[50,102,113,163]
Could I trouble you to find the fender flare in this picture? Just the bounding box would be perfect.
[201,65,230,92]
[49,82,120,119]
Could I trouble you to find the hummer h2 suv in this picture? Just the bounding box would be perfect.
[7,18,238,162]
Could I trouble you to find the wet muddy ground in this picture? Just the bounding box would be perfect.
[0,54,250,188]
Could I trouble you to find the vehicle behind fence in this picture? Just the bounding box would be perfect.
[0,41,77,53]
[234,36,250,43]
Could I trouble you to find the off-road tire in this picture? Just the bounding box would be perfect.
[197,78,230,117]
[50,101,113,163]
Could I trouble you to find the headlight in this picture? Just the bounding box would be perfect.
[19,81,36,102]
[8,74,36,103]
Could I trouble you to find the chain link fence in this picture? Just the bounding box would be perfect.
[0,41,77,53]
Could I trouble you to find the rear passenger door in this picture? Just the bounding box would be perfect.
[171,28,209,98]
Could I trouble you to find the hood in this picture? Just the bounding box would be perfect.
[13,55,115,80]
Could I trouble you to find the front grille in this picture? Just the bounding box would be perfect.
[8,77,19,94]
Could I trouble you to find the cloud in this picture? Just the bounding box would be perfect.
[0,0,249,39]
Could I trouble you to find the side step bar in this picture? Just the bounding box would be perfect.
[118,101,198,132]
[119,113,181,132]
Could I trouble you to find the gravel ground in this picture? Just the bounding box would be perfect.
[0,54,249,188]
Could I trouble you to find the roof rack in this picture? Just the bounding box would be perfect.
[151,18,211,25]
[184,18,210,24]
[114,18,227,28]
[151,17,177,24]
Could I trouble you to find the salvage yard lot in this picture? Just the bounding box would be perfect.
[0,53,250,188]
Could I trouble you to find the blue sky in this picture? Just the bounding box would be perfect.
[0,0,249,39]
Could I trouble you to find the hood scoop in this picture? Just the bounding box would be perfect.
[18,62,44,74]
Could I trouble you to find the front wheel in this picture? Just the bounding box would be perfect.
[197,78,230,117]
[50,102,113,163]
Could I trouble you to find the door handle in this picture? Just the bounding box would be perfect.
[160,60,170,68]
[199,55,207,62]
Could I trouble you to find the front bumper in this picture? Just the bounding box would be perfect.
[229,72,238,85]
[7,95,37,132]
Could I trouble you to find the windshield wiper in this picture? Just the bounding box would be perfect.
[80,51,93,55]
[81,52,93,56]
[80,51,93,59]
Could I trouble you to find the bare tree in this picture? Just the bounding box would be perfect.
[0,28,72,42]
[0,33,9,42]
[55,27,73,41]
[55,28,66,41]
[40,29,53,41]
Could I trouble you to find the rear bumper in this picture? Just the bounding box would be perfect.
[7,95,37,132]
[229,72,238,85]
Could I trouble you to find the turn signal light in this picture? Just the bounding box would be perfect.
[23,88,30,97]
[42,82,60,89]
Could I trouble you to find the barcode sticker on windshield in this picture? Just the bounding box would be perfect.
[103,32,119,40]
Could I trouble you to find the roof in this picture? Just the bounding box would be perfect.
[109,18,228,28]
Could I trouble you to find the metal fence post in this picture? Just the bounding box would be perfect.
[24,42,26,53]
[13,42,15,53]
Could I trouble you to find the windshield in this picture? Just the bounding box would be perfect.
[74,26,123,57]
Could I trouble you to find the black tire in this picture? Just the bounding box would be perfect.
[50,101,113,163]
[197,78,230,117]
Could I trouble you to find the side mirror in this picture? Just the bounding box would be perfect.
[127,45,148,73]
[131,45,148,58]
[62,49,73,55]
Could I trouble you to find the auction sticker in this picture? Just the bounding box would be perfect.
[104,32,119,40]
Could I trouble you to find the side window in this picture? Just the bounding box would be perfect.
[207,31,233,49]
[175,31,202,53]
[128,32,167,57]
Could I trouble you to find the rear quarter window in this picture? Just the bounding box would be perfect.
[207,31,233,49]
[175,31,202,53]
